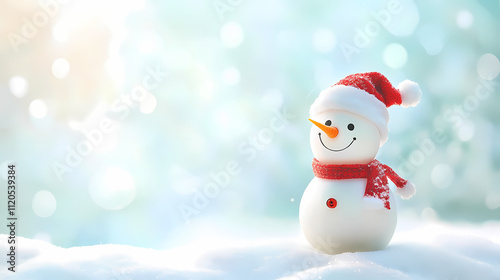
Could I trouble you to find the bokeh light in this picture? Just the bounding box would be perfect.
[9,76,29,98]
[52,20,70,43]
[139,92,157,114]
[421,207,438,220]
[52,58,70,79]
[456,10,474,29]
[383,43,407,69]
[431,164,455,189]
[29,99,48,119]
[220,22,244,48]
[476,53,500,80]
[457,121,475,142]
[89,167,136,210]
[485,194,500,210]
[32,190,57,218]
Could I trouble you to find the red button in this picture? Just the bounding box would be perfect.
[326,198,337,208]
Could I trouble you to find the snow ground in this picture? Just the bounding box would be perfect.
[1,220,500,280]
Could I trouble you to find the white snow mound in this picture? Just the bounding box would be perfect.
[1,221,500,279]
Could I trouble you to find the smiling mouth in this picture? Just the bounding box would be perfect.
[318,133,356,152]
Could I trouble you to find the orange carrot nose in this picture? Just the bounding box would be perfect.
[309,119,339,138]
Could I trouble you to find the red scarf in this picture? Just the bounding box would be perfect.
[312,158,408,210]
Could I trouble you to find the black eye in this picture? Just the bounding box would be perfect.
[347,123,355,131]
[325,120,332,126]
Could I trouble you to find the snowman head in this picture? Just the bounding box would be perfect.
[309,110,380,164]
[309,72,422,164]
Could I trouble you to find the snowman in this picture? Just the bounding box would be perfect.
[299,72,421,254]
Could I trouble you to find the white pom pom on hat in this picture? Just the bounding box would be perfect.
[398,80,422,108]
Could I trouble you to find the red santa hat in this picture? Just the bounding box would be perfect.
[309,72,421,145]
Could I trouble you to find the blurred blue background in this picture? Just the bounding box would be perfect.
[0,0,499,248]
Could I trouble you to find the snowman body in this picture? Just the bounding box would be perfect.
[300,110,397,254]
[300,73,420,254]
[299,177,397,254]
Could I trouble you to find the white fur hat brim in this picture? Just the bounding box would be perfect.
[309,85,390,146]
